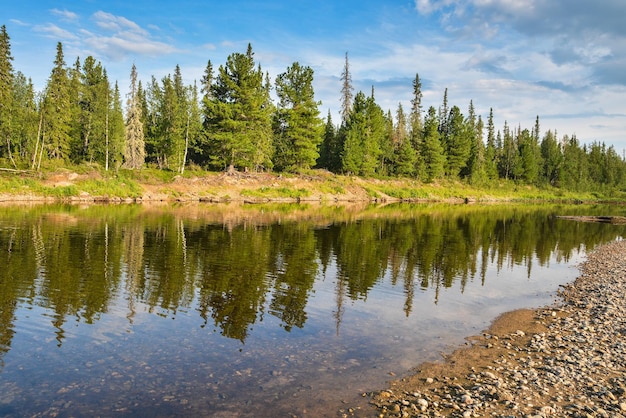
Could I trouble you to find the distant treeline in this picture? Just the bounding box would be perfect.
[0,25,624,192]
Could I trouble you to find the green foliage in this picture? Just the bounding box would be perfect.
[341,91,385,176]
[1,25,626,196]
[204,44,273,172]
[273,62,323,172]
[421,107,445,182]
[43,42,72,161]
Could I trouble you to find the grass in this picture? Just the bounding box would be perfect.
[240,186,311,199]
[0,163,623,204]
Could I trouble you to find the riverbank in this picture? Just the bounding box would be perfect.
[0,167,617,204]
[365,239,626,417]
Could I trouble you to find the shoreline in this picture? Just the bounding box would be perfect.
[365,239,626,417]
[0,169,616,205]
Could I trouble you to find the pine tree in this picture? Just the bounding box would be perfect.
[273,62,323,171]
[123,64,145,169]
[43,42,72,160]
[0,25,15,166]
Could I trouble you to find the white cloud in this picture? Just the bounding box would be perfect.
[92,11,149,37]
[50,8,79,22]
[9,19,29,27]
[34,23,79,41]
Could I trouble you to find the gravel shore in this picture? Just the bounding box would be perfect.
[365,239,626,418]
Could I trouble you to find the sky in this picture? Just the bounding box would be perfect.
[4,0,626,151]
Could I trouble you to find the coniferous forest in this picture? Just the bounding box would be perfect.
[1,25,625,193]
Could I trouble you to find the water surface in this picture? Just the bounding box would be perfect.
[0,203,624,417]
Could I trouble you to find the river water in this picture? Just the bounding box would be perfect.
[0,203,624,417]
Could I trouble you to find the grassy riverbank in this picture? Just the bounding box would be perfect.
[0,165,623,204]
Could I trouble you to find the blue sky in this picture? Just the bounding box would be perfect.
[4,0,626,150]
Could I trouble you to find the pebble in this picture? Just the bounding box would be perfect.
[369,240,626,417]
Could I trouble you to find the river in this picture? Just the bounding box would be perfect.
[0,203,624,417]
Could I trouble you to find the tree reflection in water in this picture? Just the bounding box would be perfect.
[0,202,624,416]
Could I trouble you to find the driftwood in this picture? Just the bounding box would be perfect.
[0,167,30,174]
[556,215,626,224]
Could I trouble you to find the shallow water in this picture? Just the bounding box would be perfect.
[0,203,624,417]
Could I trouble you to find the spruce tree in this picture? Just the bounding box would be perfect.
[317,111,341,172]
[43,42,72,160]
[184,82,203,172]
[444,105,470,178]
[12,72,37,163]
[204,44,273,171]
[78,56,109,164]
[484,108,498,180]
[172,65,188,173]
[108,82,125,171]
[341,91,367,175]
[540,130,561,186]
[421,106,445,181]
[123,64,145,169]
[0,25,14,166]
[409,73,424,178]
[363,90,385,176]
[393,103,417,177]
[498,121,517,180]
[340,52,353,126]
[273,62,323,171]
